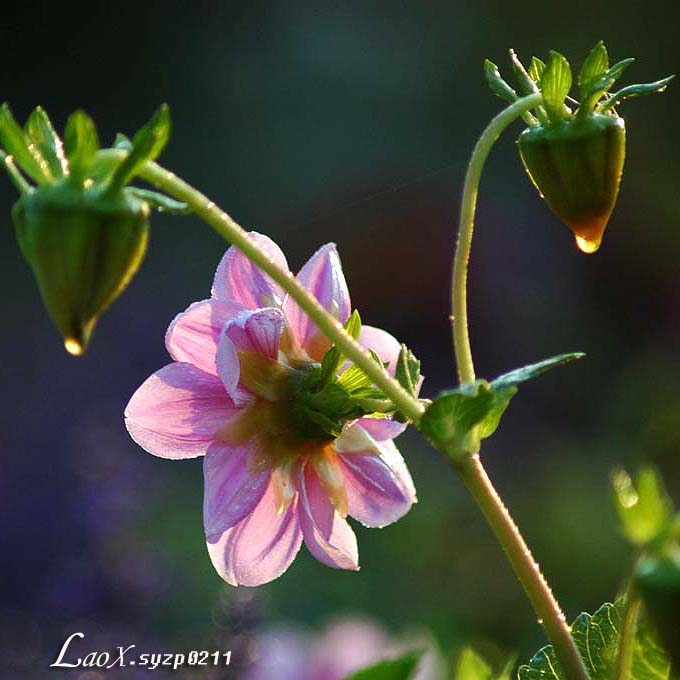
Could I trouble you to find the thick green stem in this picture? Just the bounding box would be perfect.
[451,93,542,384]
[450,94,591,680]
[137,160,424,424]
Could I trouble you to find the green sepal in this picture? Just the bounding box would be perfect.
[109,104,171,190]
[612,467,674,547]
[345,651,423,680]
[528,57,546,83]
[540,51,573,121]
[127,188,192,214]
[421,353,583,463]
[25,107,68,178]
[580,57,636,113]
[509,50,539,95]
[599,76,675,112]
[578,41,609,97]
[395,344,421,397]
[317,309,362,386]
[0,103,51,185]
[64,110,100,185]
[484,60,518,104]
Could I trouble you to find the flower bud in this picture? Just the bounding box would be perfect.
[635,550,680,669]
[518,114,626,253]
[13,181,149,355]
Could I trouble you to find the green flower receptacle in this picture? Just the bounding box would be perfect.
[13,181,149,355]
[518,114,626,253]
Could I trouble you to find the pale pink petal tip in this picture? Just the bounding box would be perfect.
[212,232,290,309]
[284,243,351,358]
[299,464,359,571]
[207,482,303,587]
[165,298,246,375]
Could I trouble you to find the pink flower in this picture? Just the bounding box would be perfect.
[125,233,417,586]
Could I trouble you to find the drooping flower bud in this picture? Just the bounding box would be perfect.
[0,103,184,354]
[485,43,673,253]
[13,181,149,355]
[635,549,680,669]
[518,114,626,253]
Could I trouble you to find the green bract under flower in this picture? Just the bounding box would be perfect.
[485,42,673,253]
[0,103,186,354]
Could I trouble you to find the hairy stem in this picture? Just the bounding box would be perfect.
[450,94,590,680]
[451,93,542,384]
[459,455,590,680]
[137,160,424,424]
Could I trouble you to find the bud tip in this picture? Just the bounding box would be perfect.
[64,338,85,356]
[575,234,602,254]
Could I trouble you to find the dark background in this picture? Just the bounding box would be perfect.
[1,1,678,677]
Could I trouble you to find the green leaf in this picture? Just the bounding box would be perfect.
[109,104,171,189]
[127,188,192,214]
[422,354,582,462]
[540,51,573,120]
[509,50,539,94]
[395,344,421,397]
[345,651,423,680]
[578,41,609,96]
[64,109,100,183]
[529,57,546,83]
[25,107,68,177]
[490,353,585,391]
[518,600,670,680]
[599,76,675,111]
[612,467,674,546]
[484,59,518,104]
[455,648,493,680]
[420,381,514,461]
[0,103,51,184]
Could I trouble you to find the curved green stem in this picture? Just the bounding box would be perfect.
[451,93,542,384]
[450,94,590,680]
[136,160,424,425]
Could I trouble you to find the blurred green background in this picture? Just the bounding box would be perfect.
[0,1,678,677]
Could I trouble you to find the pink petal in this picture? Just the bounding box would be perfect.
[203,443,271,540]
[356,324,418,440]
[356,417,407,441]
[215,309,286,404]
[298,463,359,571]
[335,425,416,528]
[224,308,286,359]
[358,325,401,375]
[206,481,303,587]
[212,232,289,309]
[284,243,351,359]
[165,299,246,375]
[125,363,238,459]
